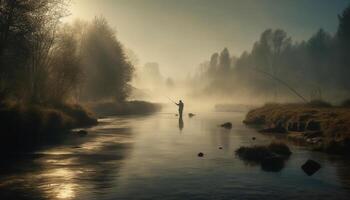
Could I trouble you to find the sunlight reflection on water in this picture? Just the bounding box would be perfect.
[1,111,350,199]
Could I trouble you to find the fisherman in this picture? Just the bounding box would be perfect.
[175,100,184,118]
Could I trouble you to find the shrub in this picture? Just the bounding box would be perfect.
[54,103,97,127]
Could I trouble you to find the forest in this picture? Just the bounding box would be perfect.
[0,0,134,105]
[191,5,350,104]
[2,1,350,200]
[0,0,144,151]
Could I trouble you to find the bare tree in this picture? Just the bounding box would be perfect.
[0,0,69,103]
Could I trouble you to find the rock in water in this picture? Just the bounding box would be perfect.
[188,113,195,117]
[77,130,88,136]
[219,147,223,149]
[220,122,232,129]
[252,137,256,140]
[198,152,204,157]
[261,156,285,172]
[301,159,321,176]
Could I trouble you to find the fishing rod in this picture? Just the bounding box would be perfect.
[134,88,178,104]
[251,67,308,103]
[164,95,177,104]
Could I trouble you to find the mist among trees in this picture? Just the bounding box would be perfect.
[0,0,134,106]
[192,5,350,103]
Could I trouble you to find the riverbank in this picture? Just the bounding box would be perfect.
[86,100,162,117]
[0,102,97,153]
[243,102,350,155]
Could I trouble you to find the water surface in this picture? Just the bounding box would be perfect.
[1,111,350,200]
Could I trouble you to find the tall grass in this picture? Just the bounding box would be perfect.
[0,101,97,152]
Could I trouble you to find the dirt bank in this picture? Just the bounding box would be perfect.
[0,102,97,153]
[243,103,350,154]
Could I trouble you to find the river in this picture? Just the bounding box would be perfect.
[1,109,350,200]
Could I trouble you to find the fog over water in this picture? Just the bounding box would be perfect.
[64,0,350,104]
[67,0,348,78]
[2,1,350,199]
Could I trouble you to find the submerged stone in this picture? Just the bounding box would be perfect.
[198,152,204,157]
[188,113,195,117]
[219,147,223,149]
[220,122,232,129]
[261,155,285,172]
[301,159,321,176]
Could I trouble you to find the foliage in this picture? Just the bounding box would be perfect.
[0,0,68,102]
[80,17,134,102]
[0,1,134,105]
[192,5,350,102]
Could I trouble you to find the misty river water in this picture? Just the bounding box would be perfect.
[1,108,350,200]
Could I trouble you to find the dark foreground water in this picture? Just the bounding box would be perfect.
[1,110,350,200]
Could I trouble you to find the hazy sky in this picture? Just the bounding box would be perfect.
[67,0,349,78]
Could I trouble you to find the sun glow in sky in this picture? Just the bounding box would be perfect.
[66,0,349,78]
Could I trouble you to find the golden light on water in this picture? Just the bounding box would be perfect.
[49,169,77,199]
[56,183,76,199]
[41,168,78,199]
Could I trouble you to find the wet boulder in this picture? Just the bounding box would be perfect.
[261,155,285,172]
[219,146,223,149]
[235,142,292,172]
[268,142,292,156]
[198,152,204,157]
[301,159,321,176]
[188,113,195,117]
[220,122,232,129]
[235,146,273,162]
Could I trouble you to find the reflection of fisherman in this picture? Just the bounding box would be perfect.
[178,117,184,131]
[175,100,184,118]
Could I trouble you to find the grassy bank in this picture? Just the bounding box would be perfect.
[86,101,162,117]
[0,102,97,152]
[243,102,350,154]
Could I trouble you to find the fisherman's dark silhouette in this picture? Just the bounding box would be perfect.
[175,100,184,118]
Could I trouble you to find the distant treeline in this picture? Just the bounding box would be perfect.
[0,0,134,105]
[192,5,350,102]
